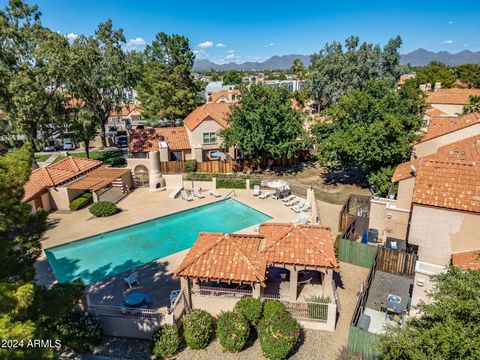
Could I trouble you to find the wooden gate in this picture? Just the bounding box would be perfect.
[375,247,417,275]
[338,240,378,268]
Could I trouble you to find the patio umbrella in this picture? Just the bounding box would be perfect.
[306,187,320,224]
[210,150,225,158]
[267,179,288,198]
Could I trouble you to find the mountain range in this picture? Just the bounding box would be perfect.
[193,49,480,71]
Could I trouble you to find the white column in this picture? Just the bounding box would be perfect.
[289,266,298,302]
[322,269,334,299]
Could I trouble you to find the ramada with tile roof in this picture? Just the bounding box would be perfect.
[175,223,338,286]
[24,157,133,212]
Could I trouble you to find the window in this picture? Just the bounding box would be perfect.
[203,132,217,144]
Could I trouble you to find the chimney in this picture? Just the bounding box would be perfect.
[419,84,427,92]
[434,82,442,92]
[228,89,233,102]
[425,83,432,91]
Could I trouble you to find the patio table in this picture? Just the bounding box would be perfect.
[124,292,146,307]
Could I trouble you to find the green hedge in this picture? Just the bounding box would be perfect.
[89,201,118,217]
[69,193,93,211]
[184,172,261,189]
[184,160,197,172]
[183,309,214,350]
[56,312,102,352]
[258,312,301,360]
[234,298,264,326]
[151,324,180,359]
[263,300,287,320]
[216,311,250,353]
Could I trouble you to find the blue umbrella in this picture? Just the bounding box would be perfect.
[210,150,225,158]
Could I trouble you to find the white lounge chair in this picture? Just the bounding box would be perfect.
[180,189,193,202]
[292,199,306,212]
[285,197,301,207]
[259,191,272,199]
[124,271,140,288]
[252,185,261,196]
[193,187,205,199]
[209,190,221,198]
[282,195,295,203]
[293,213,309,225]
[293,201,310,213]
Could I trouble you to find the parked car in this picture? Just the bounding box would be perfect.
[108,126,118,137]
[62,140,75,150]
[115,135,128,148]
[42,141,61,152]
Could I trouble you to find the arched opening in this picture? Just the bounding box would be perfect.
[134,165,149,187]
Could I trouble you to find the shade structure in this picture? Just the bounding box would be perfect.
[267,179,288,189]
[210,150,225,158]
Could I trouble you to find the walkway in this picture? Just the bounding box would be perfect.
[40,153,59,167]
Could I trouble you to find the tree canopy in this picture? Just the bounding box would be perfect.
[221,84,306,164]
[312,79,425,194]
[136,32,204,121]
[379,267,480,360]
[454,63,480,88]
[0,0,70,149]
[309,36,404,108]
[464,95,480,114]
[415,61,456,88]
[222,69,243,86]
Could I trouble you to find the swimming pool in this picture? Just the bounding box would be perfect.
[45,199,271,284]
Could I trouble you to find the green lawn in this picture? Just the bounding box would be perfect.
[34,154,52,162]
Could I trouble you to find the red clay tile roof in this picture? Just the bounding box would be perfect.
[452,250,480,270]
[174,233,267,284]
[412,161,480,213]
[425,107,447,117]
[392,135,480,182]
[419,113,480,142]
[426,88,480,105]
[183,103,232,131]
[109,104,143,118]
[259,223,338,269]
[23,157,102,202]
[174,223,339,283]
[210,89,240,103]
[129,127,190,153]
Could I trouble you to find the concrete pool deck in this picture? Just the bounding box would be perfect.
[36,187,342,307]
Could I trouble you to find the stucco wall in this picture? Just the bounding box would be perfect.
[429,103,463,116]
[191,295,238,316]
[163,174,183,189]
[413,123,480,158]
[396,177,415,209]
[408,205,480,265]
[41,192,52,212]
[369,199,410,242]
[49,187,85,211]
[188,119,225,150]
[127,158,151,172]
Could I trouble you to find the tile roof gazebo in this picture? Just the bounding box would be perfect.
[174,223,339,330]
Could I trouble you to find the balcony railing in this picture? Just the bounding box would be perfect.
[193,285,253,298]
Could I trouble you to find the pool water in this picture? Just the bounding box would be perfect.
[45,199,271,284]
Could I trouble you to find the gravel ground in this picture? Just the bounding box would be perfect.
[92,262,368,360]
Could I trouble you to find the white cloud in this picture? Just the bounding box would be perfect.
[464,43,469,47]
[66,33,79,41]
[226,54,235,59]
[442,40,453,44]
[126,37,146,50]
[264,43,275,47]
[448,21,454,24]
[227,49,235,53]
[216,43,226,48]
[198,41,214,48]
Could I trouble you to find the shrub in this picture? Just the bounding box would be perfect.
[89,201,118,217]
[69,193,93,211]
[184,160,197,172]
[234,297,263,326]
[56,312,102,352]
[258,313,301,360]
[263,300,286,320]
[105,157,126,167]
[151,324,180,359]
[183,309,214,349]
[216,311,250,352]
[216,178,246,189]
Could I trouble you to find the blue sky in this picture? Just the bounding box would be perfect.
[4,0,480,64]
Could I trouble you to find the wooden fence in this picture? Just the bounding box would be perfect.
[375,247,417,276]
[338,239,378,268]
[159,160,184,173]
[198,160,233,173]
